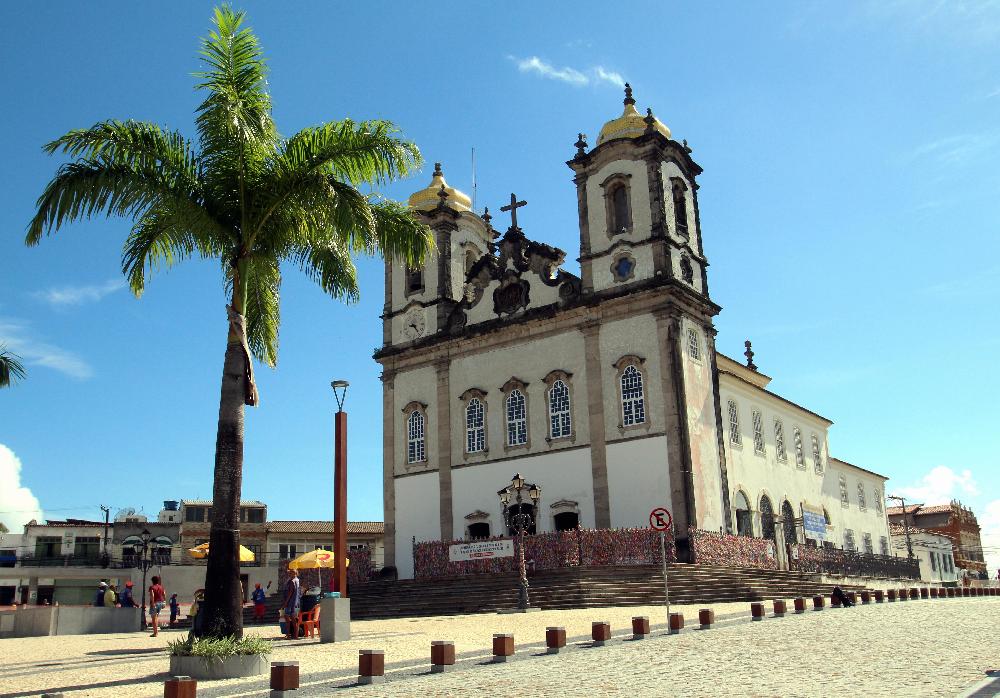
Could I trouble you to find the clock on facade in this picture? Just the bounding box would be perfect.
[403,309,425,340]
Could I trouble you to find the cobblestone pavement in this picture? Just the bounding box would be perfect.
[1,598,998,697]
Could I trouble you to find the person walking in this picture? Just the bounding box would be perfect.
[119,581,137,608]
[283,569,301,640]
[94,582,107,607]
[148,575,166,637]
[104,584,118,607]
[251,583,267,623]
[169,593,180,626]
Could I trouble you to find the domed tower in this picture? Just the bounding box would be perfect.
[567,84,709,298]
[382,163,492,347]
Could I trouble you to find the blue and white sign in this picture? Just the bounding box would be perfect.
[802,510,827,541]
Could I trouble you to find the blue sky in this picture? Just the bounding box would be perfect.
[1,1,999,565]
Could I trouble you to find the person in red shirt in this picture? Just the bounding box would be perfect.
[148,575,166,637]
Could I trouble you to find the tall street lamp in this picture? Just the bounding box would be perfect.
[331,380,349,597]
[498,473,541,611]
[137,528,153,630]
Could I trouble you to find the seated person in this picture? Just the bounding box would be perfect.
[300,586,320,614]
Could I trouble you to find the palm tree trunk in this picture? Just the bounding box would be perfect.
[198,338,247,638]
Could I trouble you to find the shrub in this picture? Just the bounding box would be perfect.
[167,634,272,659]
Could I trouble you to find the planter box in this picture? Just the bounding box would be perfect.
[169,654,269,680]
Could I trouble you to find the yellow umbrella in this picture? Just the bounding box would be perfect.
[188,542,256,563]
[286,548,348,588]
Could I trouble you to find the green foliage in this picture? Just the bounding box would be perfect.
[167,634,272,659]
[0,347,27,388]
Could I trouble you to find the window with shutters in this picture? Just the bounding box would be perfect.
[687,328,701,360]
[728,400,741,446]
[839,475,850,508]
[812,433,824,473]
[774,419,787,462]
[752,409,765,455]
[793,427,805,469]
[857,483,867,512]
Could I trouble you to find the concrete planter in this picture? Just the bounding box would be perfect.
[169,653,269,680]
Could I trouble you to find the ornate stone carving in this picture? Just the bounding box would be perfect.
[493,274,531,316]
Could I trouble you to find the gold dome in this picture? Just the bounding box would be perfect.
[407,163,472,212]
[597,83,671,145]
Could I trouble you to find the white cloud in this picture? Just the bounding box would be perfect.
[894,465,979,505]
[0,317,92,380]
[33,279,125,307]
[908,132,1000,166]
[509,56,626,90]
[977,500,1000,578]
[0,443,44,531]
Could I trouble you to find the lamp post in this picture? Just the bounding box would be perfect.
[498,473,540,611]
[137,528,153,630]
[331,380,349,597]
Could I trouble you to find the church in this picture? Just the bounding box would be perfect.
[374,86,892,579]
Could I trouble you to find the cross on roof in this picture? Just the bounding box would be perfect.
[500,192,527,230]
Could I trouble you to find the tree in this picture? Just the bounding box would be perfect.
[0,522,8,534]
[0,348,26,388]
[26,6,432,638]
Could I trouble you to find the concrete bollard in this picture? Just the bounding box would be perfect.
[430,641,455,673]
[270,662,299,697]
[699,608,715,629]
[930,587,939,598]
[847,591,858,605]
[793,598,806,614]
[861,590,871,604]
[773,599,787,617]
[947,588,956,598]
[591,621,611,647]
[887,589,897,602]
[874,590,884,603]
[668,613,684,634]
[545,627,566,654]
[358,650,384,685]
[631,616,650,640]
[831,594,842,608]
[812,595,825,611]
[920,588,929,599]
[750,602,765,621]
[909,588,919,600]
[164,677,197,698]
[492,634,514,663]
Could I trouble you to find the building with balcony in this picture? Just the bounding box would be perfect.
[887,501,986,578]
[177,500,267,564]
[264,521,385,569]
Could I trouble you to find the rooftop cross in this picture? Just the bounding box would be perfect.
[500,192,527,230]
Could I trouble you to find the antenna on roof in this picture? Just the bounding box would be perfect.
[471,147,477,213]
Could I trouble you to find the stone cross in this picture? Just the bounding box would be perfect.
[500,193,527,230]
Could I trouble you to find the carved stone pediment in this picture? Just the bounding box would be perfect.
[464,510,491,521]
[493,273,530,315]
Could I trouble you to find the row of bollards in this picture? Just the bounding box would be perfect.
[160,585,995,694]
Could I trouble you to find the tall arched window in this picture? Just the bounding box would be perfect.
[793,427,805,469]
[781,501,797,544]
[466,398,485,453]
[774,419,787,463]
[407,410,425,463]
[857,483,867,512]
[727,400,741,446]
[812,433,824,473]
[548,380,571,439]
[464,248,478,276]
[672,179,689,237]
[734,491,752,537]
[611,184,631,234]
[506,389,527,446]
[760,495,775,541]
[620,365,646,426]
[751,409,765,455]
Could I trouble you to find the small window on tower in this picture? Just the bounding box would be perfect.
[610,184,631,234]
[611,253,636,282]
[672,179,689,238]
[405,265,423,295]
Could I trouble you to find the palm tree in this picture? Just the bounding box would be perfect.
[0,348,26,388]
[26,6,432,638]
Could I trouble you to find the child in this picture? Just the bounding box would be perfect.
[168,593,179,626]
[187,589,204,641]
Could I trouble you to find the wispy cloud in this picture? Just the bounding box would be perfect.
[920,266,1000,299]
[908,132,1000,167]
[861,0,1000,43]
[0,317,92,380]
[508,56,626,89]
[33,279,125,307]
[893,465,979,504]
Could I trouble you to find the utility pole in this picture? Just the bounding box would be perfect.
[887,495,916,560]
[100,505,111,568]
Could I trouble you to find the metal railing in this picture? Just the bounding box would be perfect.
[792,546,921,580]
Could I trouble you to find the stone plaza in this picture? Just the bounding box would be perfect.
[1,595,998,697]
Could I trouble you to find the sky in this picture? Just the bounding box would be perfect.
[1,2,999,568]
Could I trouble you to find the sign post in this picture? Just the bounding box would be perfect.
[649,507,673,627]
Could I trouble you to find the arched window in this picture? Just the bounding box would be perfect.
[548,380,571,439]
[464,248,478,276]
[672,179,688,237]
[686,328,701,360]
[751,409,765,455]
[553,511,579,531]
[466,398,485,453]
[774,419,787,463]
[734,491,752,537]
[610,184,631,234]
[620,365,646,426]
[506,389,527,446]
[781,501,797,544]
[467,522,491,539]
[407,410,425,463]
[874,490,883,514]
[760,495,776,541]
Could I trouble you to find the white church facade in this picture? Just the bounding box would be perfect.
[374,86,892,579]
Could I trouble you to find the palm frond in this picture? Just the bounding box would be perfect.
[285,235,360,304]
[368,199,436,266]
[242,256,280,366]
[0,347,27,388]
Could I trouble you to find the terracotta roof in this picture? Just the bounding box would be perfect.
[266,521,384,535]
[888,524,907,536]
[887,504,953,517]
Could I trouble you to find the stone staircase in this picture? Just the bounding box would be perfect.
[347,564,867,620]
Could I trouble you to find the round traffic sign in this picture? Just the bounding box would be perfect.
[649,507,672,531]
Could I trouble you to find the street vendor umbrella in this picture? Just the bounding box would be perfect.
[188,542,256,563]
[286,548,349,589]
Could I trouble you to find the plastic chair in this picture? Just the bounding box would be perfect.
[297,605,321,638]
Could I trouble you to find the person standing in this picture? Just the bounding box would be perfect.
[104,584,118,607]
[169,594,179,626]
[283,569,300,640]
[119,581,137,608]
[94,582,107,607]
[148,575,166,637]
[251,583,267,623]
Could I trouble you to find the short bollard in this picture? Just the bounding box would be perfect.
[847,591,858,605]
[358,650,384,686]
[773,599,787,617]
[632,616,650,640]
[992,588,998,597]
[947,588,956,598]
[493,634,514,663]
[164,677,197,698]
[270,662,299,696]
[930,587,939,599]
[698,608,715,629]
[812,595,825,611]
[750,602,765,621]
[860,590,871,605]
[430,641,455,673]
[887,589,897,602]
[668,613,684,634]
[920,588,929,599]
[874,590,884,603]
[545,627,566,654]
[793,598,806,614]
[592,621,611,647]
[941,587,948,598]
[831,594,842,608]
[910,588,919,600]
[979,588,986,597]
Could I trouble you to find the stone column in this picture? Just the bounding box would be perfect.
[380,369,396,569]
[703,326,733,533]
[435,359,454,541]
[582,321,611,528]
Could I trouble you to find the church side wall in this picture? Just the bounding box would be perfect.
[393,366,438,477]
[393,471,441,580]
[606,435,671,529]
[682,319,725,532]
[824,461,891,554]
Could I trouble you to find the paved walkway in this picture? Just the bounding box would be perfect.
[1,598,998,697]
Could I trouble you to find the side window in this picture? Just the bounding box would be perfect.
[611,184,631,234]
[727,400,741,446]
[751,409,765,455]
[548,380,572,439]
[774,419,787,462]
[793,427,805,469]
[506,389,528,447]
[407,409,426,463]
[405,266,424,296]
[466,398,485,454]
[686,328,701,360]
[671,178,689,238]
[621,365,646,426]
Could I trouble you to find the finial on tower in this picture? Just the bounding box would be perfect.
[433,162,443,177]
[623,82,635,106]
[574,132,588,156]
[644,108,656,133]
[682,139,692,153]
[744,340,757,372]
[436,183,449,209]
[482,206,492,227]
